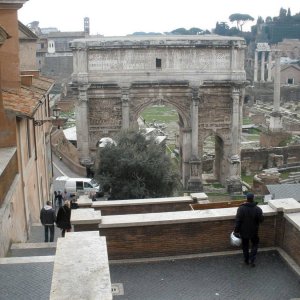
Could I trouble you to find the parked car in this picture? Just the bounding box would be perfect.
[55,176,102,198]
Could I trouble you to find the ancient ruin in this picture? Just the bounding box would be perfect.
[70,35,247,192]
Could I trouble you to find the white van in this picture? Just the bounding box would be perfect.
[55,177,101,197]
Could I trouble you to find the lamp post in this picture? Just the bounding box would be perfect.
[52,104,62,129]
[34,104,61,127]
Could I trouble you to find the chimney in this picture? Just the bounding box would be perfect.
[21,75,33,86]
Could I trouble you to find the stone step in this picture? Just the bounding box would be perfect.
[0,255,54,264]
[8,242,56,257]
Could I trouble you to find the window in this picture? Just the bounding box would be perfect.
[156,58,162,69]
[41,43,44,49]
[287,78,294,85]
[26,119,32,158]
[84,182,93,188]
[76,181,84,190]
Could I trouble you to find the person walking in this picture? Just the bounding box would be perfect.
[40,201,56,243]
[56,190,63,208]
[56,200,72,237]
[234,193,264,267]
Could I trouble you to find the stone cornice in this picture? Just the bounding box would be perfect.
[0,0,28,9]
[70,35,246,50]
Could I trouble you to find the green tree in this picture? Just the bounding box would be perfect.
[229,13,254,31]
[171,27,189,35]
[95,130,180,200]
[214,22,230,35]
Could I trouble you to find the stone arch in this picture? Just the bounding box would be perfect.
[71,35,246,193]
[130,98,190,129]
[201,131,227,184]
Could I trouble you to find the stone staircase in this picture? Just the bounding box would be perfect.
[0,224,113,300]
[0,224,58,300]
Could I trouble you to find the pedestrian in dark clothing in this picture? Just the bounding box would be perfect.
[40,201,56,242]
[56,191,63,208]
[234,193,264,267]
[54,191,57,203]
[56,200,71,237]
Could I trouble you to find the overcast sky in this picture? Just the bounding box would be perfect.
[18,0,299,36]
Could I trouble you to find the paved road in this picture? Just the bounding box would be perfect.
[52,153,82,179]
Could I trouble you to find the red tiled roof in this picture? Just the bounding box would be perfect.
[2,77,54,117]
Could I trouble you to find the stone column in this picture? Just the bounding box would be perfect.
[76,84,91,165]
[188,87,203,192]
[254,50,258,82]
[191,88,199,157]
[273,51,281,112]
[226,88,242,194]
[181,128,192,188]
[260,51,265,82]
[267,51,272,82]
[121,88,130,129]
[72,43,88,84]
[269,50,283,131]
[231,88,240,155]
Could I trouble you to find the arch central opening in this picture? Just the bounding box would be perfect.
[136,102,184,190]
[202,134,225,188]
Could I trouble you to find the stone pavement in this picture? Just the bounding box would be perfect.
[110,250,300,300]
[1,224,300,300]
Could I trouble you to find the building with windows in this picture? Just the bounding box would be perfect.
[0,0,54,256]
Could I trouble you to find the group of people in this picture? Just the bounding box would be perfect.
[54,190,70,208]
[40,199,72,242]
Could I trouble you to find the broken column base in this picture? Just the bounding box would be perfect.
[187,178,203,193]
[226,178,242,194]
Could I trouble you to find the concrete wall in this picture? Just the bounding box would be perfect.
[0,150,18,206]
[0,175,27,257]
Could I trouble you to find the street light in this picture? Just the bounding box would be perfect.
[34,104,61,126]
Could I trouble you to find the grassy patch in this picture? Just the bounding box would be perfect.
[242,175,254,185]
[246,135,260,141]
[280,171,290,180]
[243,117,252,125]
[141,106,178,123]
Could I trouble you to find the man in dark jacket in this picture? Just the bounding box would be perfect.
[234,193,263,267]
[40,201,56,242]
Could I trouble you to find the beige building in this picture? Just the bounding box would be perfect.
[19,21,38,71]
[280,64,300,85]
[0,0,54,257]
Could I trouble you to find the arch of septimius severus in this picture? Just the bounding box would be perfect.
[70,35,247,193]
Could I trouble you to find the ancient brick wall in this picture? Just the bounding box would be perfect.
[99,216,276,260]
[241,145,300,174]
[282,221,300,266]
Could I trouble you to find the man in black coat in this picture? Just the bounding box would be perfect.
[234,193,263,267]
[40,201,56,242]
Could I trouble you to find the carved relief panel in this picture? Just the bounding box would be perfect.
[88,98,122,147]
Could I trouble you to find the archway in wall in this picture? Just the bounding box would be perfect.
[202,134,224,186]
[137,103,181,171]
[132,96,191,186]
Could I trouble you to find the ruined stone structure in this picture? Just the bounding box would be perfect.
[254,43,272,83]
[70,36,247,192]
